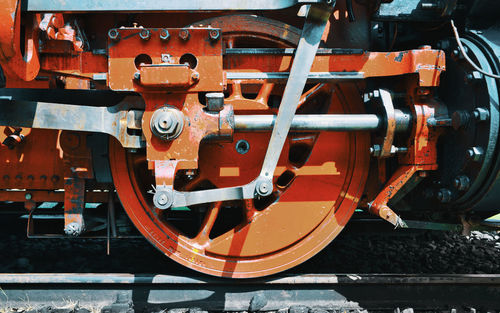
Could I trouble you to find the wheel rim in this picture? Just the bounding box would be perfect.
[109,15,370,278]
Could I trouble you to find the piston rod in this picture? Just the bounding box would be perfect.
[234,110,411,132]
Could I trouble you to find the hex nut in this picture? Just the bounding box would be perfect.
[108,29,120,41]
[454,175,471,191]
[209,29,220,41]
[139,29,151,40]
[466,146,484,162]
[436,188,452,203]
[473,107,490,122]
[467,71,484,82]
[159,29,170,41]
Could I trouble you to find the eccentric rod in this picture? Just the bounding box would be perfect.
[234,110,411,132]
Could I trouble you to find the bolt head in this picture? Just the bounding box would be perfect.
[161,54,172,63]
[436,188,452,203]
[473,107,489,122]
[108,29,120,41]
[466,146,484,162]
[256,181,272,197]
[64,222,83,236]
[209,29,220,41]
[159,29,170,41]
[467,71,483,82]
[370,145,382,157]
[153,190,173,210]
[454,175,471,191]
[191,71,200,81]
[139,29,151,40]
[179,29,190,40]
[157,194,169,206]
[25,193,32,200]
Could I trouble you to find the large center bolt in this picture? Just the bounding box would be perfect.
[150,106,185,140]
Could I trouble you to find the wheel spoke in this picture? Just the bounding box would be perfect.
[194,202,221,245]
[297,83,329,111]
[244,198,258,222]
[256,83,275,105]
[228,81,243,100]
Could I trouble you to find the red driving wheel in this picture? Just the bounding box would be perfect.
[109,15,370,278]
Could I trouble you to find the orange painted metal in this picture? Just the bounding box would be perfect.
[106,18,371,277]
[368,90,444,226]
[142,94,233,172]
[0,0,40,81]
[224,49,445,87]
[0,7,450,277]
[0,128,65,191]
[107,27,223,92]
[109,84,370,277]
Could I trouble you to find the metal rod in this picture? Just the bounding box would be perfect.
[234,111,411,132]
[226,71,365,82]
[24,0,326,12]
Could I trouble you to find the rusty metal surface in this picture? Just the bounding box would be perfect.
[0,0,40,81]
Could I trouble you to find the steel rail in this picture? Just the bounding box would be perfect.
[1,273,500,311]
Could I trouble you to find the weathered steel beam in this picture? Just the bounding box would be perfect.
[24,0,328,12]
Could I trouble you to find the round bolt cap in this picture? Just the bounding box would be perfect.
[256,180,273,197]
[436,188,452,203]
[454,175,471,191]
[153,190,173,210]
[150,106,184,140]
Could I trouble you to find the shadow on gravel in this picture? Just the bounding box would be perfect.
[1,213,499,274]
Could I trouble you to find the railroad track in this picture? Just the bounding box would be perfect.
[1,274,499,312]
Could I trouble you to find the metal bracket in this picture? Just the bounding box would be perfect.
[0,97,145,149]
[366,89,397,158]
